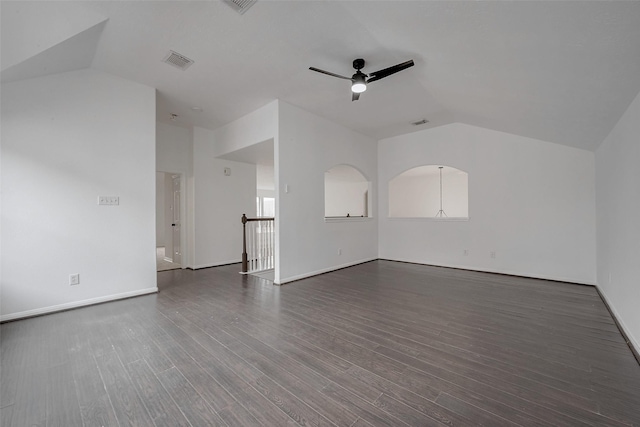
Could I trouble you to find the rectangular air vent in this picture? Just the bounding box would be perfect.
[162,50,194,71]
[223,0,257,15]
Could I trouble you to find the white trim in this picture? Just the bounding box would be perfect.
[276,257,377,285]
[190,259,241,270]
[379,256,595,286]
[597,285,640,358]
[0,287,158,323]
[324,217,374,223]
[386,217,469,222]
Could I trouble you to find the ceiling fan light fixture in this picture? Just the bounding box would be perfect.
[351,83,366,93]
[310,57,413,100]
[351,74,367,93]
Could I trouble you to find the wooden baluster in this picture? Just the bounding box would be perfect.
[257,221,261,271]
[268,221,271,269]
[269,221,273,269]
[264,221,268,269]
[259,221,264,271]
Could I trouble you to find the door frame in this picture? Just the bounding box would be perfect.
[157,170,187,269]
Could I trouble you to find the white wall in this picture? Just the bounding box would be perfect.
[1,68,157,321]
[379,123,596,285]
[257,164,275,191]
[277,102,378,284]
[596,90,640,352]
[213,100,278,157]
[157,121,192,174]
[192,127,256,269]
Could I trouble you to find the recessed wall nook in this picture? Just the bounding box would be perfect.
[388,165,469,219]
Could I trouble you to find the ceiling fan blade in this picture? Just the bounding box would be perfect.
[366,59,414,83]
[309,67,352,80]
[352,92,360,102]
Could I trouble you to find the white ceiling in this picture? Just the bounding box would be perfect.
[219,139,274,166]
[3,1,640,151]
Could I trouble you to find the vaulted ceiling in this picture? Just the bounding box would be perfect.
[3,1,640,151]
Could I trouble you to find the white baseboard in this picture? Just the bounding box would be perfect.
[0,287,158,323]
[190,260,241,270]
[379,256,594,286]
[596,285,640,360]
[276,257,377,285]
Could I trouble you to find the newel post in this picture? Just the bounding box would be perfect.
[241,214,248,273]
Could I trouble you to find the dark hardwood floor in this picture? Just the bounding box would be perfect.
[1,260,639,426]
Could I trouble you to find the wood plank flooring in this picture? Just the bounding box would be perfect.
[1,260,639,426]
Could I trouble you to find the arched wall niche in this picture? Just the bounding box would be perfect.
[389,165,469,218]
[325,164,371,218]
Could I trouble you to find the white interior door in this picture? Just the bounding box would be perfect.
[171,175,182,265]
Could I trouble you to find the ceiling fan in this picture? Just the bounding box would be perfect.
[309,58,414,101]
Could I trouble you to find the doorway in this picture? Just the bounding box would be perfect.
[156,171,183,271]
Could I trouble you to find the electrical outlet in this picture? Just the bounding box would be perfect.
[98,196,119,205]
[463,249,469,256]
[69,274,80,286]
[490,251,496,259]
[338,248,342,255]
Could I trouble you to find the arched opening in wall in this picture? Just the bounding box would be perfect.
[389,165,469,218]
[325,164,371,219]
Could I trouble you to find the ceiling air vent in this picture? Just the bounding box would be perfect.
[162,50,194,71]
[223,0,257,15]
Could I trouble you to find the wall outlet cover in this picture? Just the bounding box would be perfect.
[98,196,119,205]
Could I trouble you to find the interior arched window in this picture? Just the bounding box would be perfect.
[389,165,468,218]
[325,165,371,218]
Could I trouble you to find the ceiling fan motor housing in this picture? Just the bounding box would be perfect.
[353,58,365,70]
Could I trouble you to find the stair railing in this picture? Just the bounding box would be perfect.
[241,214,275,273]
